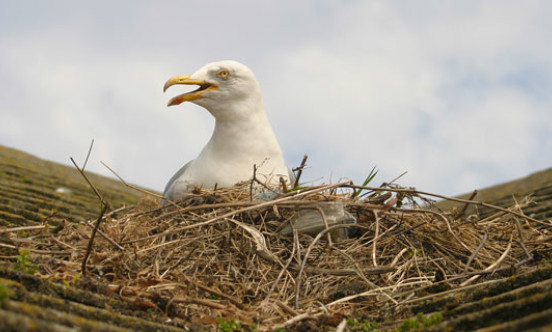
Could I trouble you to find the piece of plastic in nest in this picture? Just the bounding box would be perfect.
[279,201,357,241]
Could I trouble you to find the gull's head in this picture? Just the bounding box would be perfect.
[163,60,261,112]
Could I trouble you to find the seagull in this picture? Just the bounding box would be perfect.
[162,60,293,200]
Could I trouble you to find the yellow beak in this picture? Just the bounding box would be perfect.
[163,75,218,106]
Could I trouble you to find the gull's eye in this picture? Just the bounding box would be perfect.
[217,69,230,80]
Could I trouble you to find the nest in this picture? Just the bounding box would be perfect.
[2,180,552,330]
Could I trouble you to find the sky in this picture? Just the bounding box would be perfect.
[1,1,551,196]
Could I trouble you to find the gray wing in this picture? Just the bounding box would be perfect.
[163,160,193,199]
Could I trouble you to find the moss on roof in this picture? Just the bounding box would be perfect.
[0,145,143,226]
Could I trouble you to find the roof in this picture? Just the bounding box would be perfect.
[0,145,142,226]
[1,145,551,331]
[437,167,552,222]
[0,145,196,331]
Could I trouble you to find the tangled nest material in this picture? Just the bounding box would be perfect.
[3,180,552,330]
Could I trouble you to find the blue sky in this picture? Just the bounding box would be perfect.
[1,1,551,196]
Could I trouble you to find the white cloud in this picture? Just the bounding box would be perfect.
[0,1,551,196]
[259,1,552,194]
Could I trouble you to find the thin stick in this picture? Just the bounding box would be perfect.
[0,243,71,255]
[172,297,229,310]
[82,139,94,171]
[250,164,257,200]
[511,196,534,261]
[293,155,308,189]
[326,279,428,307]
[71,147,112,276]
[298,265,396,276]
[71,157,104,204]
[463,231,488,273]
[81,203,108,276]
[274,299,299,316]
[456,190,478,219]
[101,161,165,200]
[514,217,533,261]
[315,206,333,246]
[0,225,46,234]
[372,210,380,267]
[385,170,408,187]
[294,228,302,266]
[274,312,319,330]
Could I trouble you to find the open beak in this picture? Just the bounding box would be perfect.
[163,75,218,106]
